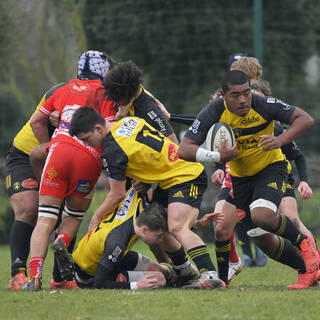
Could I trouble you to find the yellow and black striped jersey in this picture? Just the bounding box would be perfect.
[13,82,65,154]
[72,187,143,276]
[102,117,204,189]
[185,94,296,177]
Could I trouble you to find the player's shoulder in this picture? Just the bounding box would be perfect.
[197,98,225,122]
[44,81,66,100]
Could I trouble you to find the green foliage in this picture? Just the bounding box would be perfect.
[82,0,320,154]
[0,0,87,155]
[0,196,14,245]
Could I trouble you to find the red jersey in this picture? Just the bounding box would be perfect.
[39,79,116,143]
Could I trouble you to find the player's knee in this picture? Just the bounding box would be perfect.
[168,224,185,239]
[215,225,231,241]
[16,208,38,226]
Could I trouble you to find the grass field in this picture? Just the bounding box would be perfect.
[0,241,319,320]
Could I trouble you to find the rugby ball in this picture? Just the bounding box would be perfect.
[206,122,235,152]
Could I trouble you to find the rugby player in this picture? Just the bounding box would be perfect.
[69,106,228,290]
[22,51,116,291]
[178,70,320,289]
[69,191,172,289]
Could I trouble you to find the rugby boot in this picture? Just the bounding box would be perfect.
[175,263,199,286]
[8,270,28,291]
[50,278,80,289]
[228,259,242,284]
[298,234,320,273]
[288,269,320,290]
[182,271,226,290]
[51,238,75,280]
[22,276,42,291]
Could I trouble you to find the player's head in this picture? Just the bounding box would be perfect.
[69,107,107,147]
[103,60,143,105]
[230,56,263,83]
[251,80,272,96]
[209,88,223,102]
[221,70,252,117]
[135,202,168,245]
[78,50,112,81]
[227,53,246,71]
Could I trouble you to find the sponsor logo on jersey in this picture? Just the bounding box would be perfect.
[173,190,184,198]
[147,110,157,120]
[240,116,259,126]
[154,117,166,133]
[75,179,92,194]
[115,188,136,220]
[267,97,276,104]
[168,144,179,162]
[47,167,58,179]
[108,246,122,263]
[238,138,259,150]
[277,99,292,110]
[69,82,91,95]
[21,178,38,189]
[116,118,139,137]
[189,119,200,134]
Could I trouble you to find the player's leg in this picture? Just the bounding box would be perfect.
[250,231,319,289]
[214,198,239,284]
[234,223,255,267]
[22,194,64,291]
[5,147,39,290]
[116,251,171,288]
[279,195,312,237]
[152,186,199,284]
[167,198,224,290]
[237,161,319,274]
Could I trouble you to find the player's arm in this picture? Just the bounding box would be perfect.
[30,110,51,143]
[260,106,314,151]
[88,179,127,232]
[93,232,131,289]
[179,136,237,163]
[155,98,196,125]
[143,97,178,144]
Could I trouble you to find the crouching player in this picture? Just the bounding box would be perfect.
[56,188,174,289]
[69,107,230,289]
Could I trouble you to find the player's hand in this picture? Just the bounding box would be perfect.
[132,180,151,194]
[88,214,101,233]
[259,135,282,151]
[211,169,225,186]
[155,98,171,121]
[219,140,238,162]
[115,97,134,120]
[49,111,60,127]
[195,212,224,227]
[137,273,166,289]
[297,181,312,199]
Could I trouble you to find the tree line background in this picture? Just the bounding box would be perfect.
[1,0,320,240]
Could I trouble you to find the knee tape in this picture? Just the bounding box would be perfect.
[63,205,86,220]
